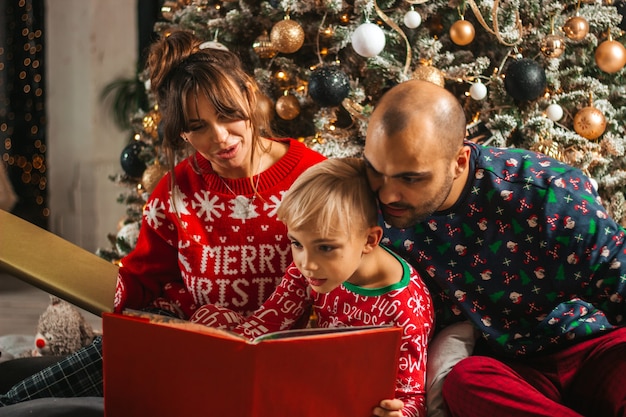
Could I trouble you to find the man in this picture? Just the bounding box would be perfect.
[363,79,626,417]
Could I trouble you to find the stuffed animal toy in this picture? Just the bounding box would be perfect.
[0,347,15,363]
[27,295,97,357]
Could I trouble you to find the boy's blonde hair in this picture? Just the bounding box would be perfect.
[277,158,378,237]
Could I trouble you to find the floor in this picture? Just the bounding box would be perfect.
[0,272,102,337]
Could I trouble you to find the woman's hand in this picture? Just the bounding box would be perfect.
[373,398,404,417]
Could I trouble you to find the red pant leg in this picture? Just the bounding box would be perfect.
[442,355,582,417]
[565,327,626,417]
[442,328,626,417]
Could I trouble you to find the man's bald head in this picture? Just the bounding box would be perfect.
[370,80,467,158]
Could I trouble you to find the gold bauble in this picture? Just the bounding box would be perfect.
[252,31,277,59]
[562,16,589,41]
[142,109,162,140]
[270,19,305,54]
[412,65,446,87]
[160,1,182,21]
[275,94,300,120]
[141,163,169,195]
[449,19,475,46]
[540,34,566,58]
[530,139,565,162]
[256,93,275,122]
[573,106,607,140]
[595,39,626,73]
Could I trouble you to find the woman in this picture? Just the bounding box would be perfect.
[0,30,325,407]
[114,30,326,320]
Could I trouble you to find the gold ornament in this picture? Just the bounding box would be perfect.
[449,19,475,46]
[275,94,300,120]
[270,18,305,54]
[142,109,162,140]
[562,16,589,41]
[530,139,565,162]
[595,33,626,73]
[574,106,607,140]
[141,163,169,195]
[256,93,275,122]
[540,34,566,58]
[160,1,179,21]
[252,31,277,59]
[412,64,446,87]
[341,98,368,122]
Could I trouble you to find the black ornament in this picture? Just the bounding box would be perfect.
[308,66,351,107]
[504,58,547,102]
[618,0,626,31]
[120,141,148,178]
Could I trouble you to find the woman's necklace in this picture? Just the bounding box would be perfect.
[217,154,263,220]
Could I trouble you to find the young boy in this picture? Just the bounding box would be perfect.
[231,157,434,417]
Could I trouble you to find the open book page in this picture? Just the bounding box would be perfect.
[252,324,395,342]
[122,309,395,343]
[121,309,246,341]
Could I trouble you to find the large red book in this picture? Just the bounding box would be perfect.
[103,311,402,417]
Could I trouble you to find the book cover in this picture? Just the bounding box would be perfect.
[103,311,402,417]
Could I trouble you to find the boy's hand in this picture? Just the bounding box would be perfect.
[372,398,404,417]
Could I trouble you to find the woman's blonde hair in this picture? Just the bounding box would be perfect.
[277,158,378,237]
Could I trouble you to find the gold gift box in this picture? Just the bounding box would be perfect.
[0,209,117,316]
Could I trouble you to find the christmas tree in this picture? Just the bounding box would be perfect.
[98,0,626,263]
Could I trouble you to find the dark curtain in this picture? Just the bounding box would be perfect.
[0,0,47,228]
[0,0,161,230]
[137,0,162,70]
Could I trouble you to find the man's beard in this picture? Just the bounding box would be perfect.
[380,174,454,229]
[381,205,435,229]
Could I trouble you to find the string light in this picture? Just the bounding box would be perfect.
[2,1,47,224]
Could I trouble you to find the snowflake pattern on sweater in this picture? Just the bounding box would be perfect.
[113,139,326,318]
[383,141,626,358]
[233,247,434,417]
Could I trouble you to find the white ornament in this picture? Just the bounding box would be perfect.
[590,177,598,191]
[199,40,229,51]
[404,10,422,29]
[351,23,386,58]
[546,103,564,122]
[469,82,487,100]
[116,221,141,256]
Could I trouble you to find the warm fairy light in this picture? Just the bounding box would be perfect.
[2,1,47,221]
